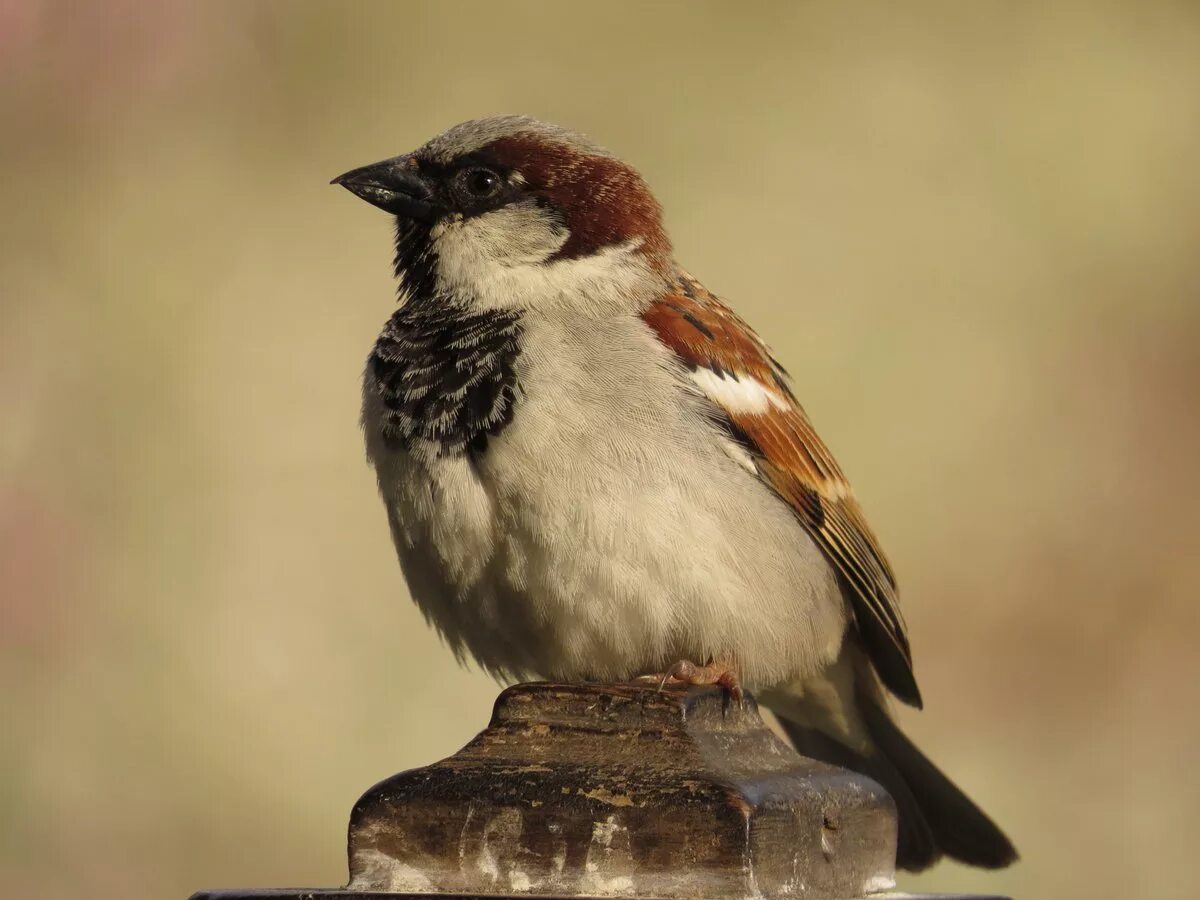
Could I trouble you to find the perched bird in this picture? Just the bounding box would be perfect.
[333,116,1016,872]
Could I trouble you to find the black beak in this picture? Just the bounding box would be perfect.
[331,155,439,222]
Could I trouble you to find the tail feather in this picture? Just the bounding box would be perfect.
[769,672,1017,872]
[777,716,940,870]
[856,688,1018,869]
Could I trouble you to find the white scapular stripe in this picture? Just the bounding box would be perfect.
[691,367,788,414]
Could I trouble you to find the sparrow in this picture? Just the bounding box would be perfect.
[333,115,1017,872]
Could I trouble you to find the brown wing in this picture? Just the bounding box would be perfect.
[643,271,921,707]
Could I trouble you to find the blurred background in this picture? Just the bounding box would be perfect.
[2,2,1198,898]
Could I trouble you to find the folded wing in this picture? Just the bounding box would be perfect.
[642,271,921,707]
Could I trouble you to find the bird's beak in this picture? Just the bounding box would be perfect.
[331,155,439,222]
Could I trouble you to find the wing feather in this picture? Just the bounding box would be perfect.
[643,271,922,707]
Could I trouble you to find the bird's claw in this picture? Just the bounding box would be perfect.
[633,659,743,703]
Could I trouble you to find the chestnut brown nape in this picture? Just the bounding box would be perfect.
[484,132,672,262]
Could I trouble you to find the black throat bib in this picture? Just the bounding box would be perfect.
[369,297,523,457]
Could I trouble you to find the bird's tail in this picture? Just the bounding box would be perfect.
[764,651,1017,871]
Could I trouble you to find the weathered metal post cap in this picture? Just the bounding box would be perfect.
[349,682,894,898]
[191,682,1006,900]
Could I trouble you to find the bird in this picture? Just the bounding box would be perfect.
[332,115,1017,872]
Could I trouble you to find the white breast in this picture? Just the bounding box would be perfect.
[364,306,847,690]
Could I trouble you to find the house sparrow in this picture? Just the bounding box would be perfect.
[333,116,1017,872]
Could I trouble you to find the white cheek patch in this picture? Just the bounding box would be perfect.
[430,213,652,314]
[433,205,568,271]
[690,367,789,414]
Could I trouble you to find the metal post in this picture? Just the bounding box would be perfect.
[192,683,1004,900]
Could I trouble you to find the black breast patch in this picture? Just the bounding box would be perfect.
[369,302,523,456]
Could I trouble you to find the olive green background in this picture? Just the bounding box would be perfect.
[3,3,1198,898]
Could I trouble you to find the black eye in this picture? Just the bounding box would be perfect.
[458,167,502,198]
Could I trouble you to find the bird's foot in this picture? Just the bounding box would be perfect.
[633,659,744,702]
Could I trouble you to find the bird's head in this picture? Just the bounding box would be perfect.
[333,116,671,310]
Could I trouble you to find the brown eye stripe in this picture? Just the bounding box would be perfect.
[484,135,672,262]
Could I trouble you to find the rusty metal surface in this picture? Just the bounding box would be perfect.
[348,682,896,898]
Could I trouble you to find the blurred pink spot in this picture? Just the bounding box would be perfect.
[0,0,40,63]
[0,487,77,648]
[0,0,206,103]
